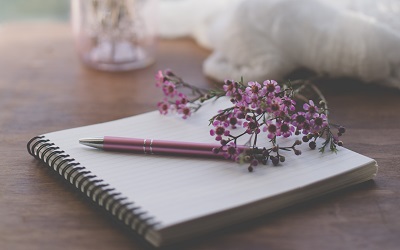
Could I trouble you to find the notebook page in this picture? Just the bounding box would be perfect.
[43,99,376,228]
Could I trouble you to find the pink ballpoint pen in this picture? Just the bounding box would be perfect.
[79,136,238,158]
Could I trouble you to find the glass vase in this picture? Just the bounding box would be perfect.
[71,0,157,71]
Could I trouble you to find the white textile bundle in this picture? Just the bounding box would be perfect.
[158,0,400,88]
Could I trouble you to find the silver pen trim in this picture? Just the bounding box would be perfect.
[150,139,154,154]
[79,137,104,149]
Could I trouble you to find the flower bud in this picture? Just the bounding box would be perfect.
[237,112,245,119]
[165,70,175,76]
[271,156,279,166]
[212,148,220,154]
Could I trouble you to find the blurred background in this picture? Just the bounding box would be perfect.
[0,0,69,23]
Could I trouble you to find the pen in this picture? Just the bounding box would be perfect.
[79,136,233,158]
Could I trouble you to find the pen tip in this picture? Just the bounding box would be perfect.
[79,137,104,149]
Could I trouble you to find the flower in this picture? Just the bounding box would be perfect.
[225,111,243,129]
[246,81,263,96]
[223,142,241,160]
[281,96,296,112]
[301,121,312,134]
[291,112,307,129]
[277,121,295,138]
[243,117,260,134]
[210,120,230,141]
[303,100,318,118]
[231,89,248,107]
[177,104,191,119]
[175,93,188,106]
[155,70,165,87]
[267,97,282,116]
[157,100,170,115]
[245,81,265,109]
[162,81,178,98]
[263,121,278,139]
[223,80,237,96]
[310,113,328,131]
[263,80,281,96]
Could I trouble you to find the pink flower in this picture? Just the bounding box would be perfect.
[223,80,237,96]
[228,115,242,129]
[310,113,328,131]
[162,81,177,98]
[177,104,191,119]
[175,93,188,106]
[263,80,281,96]
[266,97,283,116]
[263,121,278,139]
[245,81,263,96]
[249,94,260,109]
[232,89,248,107]
[303,100,318,118]
[277,122,295,138]
[301,121,312,134]
[155,70,165,87]
[245,81,265,108]
[282,96,296,112]
[210,120,230,141]
[223,142,241,160]
[157,100,170,115]
[291,112,307,129]
[243,117,260,135]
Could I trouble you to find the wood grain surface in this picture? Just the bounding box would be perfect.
[0,22,399,250]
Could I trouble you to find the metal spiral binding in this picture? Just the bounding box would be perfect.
[27,136,161,237]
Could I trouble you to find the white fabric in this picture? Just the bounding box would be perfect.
[158,0,400,88]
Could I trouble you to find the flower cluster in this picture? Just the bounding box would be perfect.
[155,70,223,119]
[155,70,345,172]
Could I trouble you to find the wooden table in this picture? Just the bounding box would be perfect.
[1,22,399,250]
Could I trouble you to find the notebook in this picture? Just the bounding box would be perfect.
[27,99,378,247]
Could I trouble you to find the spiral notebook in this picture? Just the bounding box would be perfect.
[27,100,378,247]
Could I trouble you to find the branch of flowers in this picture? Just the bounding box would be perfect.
[289,80,338,152]
[290,79,329,111]
[155,69,346,171]
[208,107,236,125]
[163,71,210,95]
[241,139,303,172]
